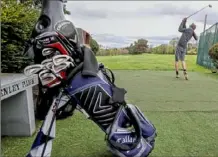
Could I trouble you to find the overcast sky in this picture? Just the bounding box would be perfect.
[65,1,218,48]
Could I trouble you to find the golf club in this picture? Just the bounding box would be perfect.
[187,4,212,19]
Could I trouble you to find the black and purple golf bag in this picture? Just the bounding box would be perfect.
[64,63,157,156]
[24,0,157,156]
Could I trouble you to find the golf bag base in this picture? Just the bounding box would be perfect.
[105,104,156,157]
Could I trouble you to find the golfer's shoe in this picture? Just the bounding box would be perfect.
[183,72,188,80]
[176,74,180,78]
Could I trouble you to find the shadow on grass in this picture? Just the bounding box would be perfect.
[204,72,218,78]
[89,152,114,157]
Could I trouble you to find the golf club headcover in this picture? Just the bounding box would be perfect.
[106,104,156,157]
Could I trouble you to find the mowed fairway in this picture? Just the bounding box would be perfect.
[97,54,209,72]
[2,54,218,157]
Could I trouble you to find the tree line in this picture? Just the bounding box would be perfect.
[96,38,198,56]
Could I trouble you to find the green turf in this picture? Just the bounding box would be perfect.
[2,54,218,157]
[96,54,210,72]
[2,70,218,157]
[115,71,218,112]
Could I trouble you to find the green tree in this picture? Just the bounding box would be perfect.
[90,38,99,55]
[151,44,174,54]
[129,39,148,54]
[1,0,40,73]
[169,37,179,52]
[161,44,167,54]
[63,4,71,15]
[187,43,193,51]
[18,0,70,14]
[209,43,218,69]
[169,37,179,47]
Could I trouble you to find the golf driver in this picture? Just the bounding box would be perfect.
[187,4,212,19]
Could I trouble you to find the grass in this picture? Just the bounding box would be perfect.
[96,54,209,72]
[97,54,218,79]
[2,54,218,157]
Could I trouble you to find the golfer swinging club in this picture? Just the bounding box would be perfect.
[175,17,198,80]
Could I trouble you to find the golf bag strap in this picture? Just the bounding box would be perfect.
[99,65,127,105]
[110,87,127,105]
[99,63,115,85]
[106,105,142,151]
[81,46,98,77]
[67,62,84,83]
[105,68,115,85]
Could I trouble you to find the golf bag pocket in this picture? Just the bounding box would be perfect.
[133,105,156,147]
[106,104,156,157]
[66,70,120,131]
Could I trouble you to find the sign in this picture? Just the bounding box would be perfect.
[1,76,38,100]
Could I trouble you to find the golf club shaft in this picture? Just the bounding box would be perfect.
[41,90,64,157]
[187,5,209,19]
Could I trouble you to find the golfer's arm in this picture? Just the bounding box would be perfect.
[193,31,198,40]
[178,21,187,32]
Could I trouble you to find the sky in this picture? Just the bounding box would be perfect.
[65,1,218,48]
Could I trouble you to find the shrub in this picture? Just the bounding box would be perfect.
[90,38,99,55]
[1,0,39,73]
[96,48,129,56]
[187,48,197,55]
[151,45,175,54]
[208,43,218,69]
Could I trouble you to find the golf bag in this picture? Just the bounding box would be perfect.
[24,0,157,156]
[64,60,157,157]
[25,31,157,156]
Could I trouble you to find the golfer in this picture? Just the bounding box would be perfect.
[175,17,198,80]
